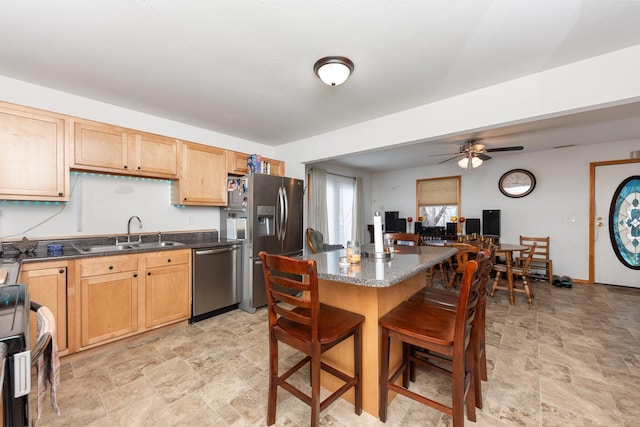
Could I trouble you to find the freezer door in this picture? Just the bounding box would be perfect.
[281,177,304,254]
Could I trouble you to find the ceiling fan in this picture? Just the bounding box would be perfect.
[430,139,524,169]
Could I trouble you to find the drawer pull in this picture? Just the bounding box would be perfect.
[167,259,171,263]
[108,265,114,270]
[59,269,65,274]
[133,273,138,278]
[147,272,151,276]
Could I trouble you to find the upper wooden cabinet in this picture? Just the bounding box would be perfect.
[227,150,285,177]
[172,141,227,206]
[0,102,69,201]
[71,119,178,178]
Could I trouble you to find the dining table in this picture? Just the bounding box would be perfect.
[422,239,530,304]
[301,244,457,416]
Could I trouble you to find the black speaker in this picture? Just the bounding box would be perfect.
[465,218,481,235]
[482,210,500,236]
[385,211,399,232]
[414,222,424,234]
[446,222,457,236]
[397,218,406,233]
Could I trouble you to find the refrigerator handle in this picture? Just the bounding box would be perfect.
[282,186,289,241]
[276,186,285,241]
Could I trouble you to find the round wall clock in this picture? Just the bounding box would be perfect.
[498,169,536,198]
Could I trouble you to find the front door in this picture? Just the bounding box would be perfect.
[593,160,640,287]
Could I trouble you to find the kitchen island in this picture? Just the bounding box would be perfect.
[302,244,457,416]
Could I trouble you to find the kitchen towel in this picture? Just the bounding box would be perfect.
[35,306,61,418]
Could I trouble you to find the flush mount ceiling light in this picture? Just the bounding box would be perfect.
[313,56,354,86]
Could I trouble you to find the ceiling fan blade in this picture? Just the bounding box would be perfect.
[429,151,460,157]
[476,153,491,161]
[485,146,524,152]
[437,155,461,164]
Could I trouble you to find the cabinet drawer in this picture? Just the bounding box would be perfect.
[80,255,139,277]
[145,249,189,269]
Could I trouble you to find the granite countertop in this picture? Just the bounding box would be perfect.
[302,244,457,288]
[1,230,241,285]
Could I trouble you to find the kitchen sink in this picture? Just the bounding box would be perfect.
[129,241,185,249]
[72,241,184,254]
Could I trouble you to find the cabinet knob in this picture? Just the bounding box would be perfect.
[167,259,171,263]
[108,265,114,270]
[133,273,138,278]
[58,192,64,197]
[137,166,141,170]
[183,197,187,201]
[124,165,128,169]
[147,272,151,276]
[59,269,65,274]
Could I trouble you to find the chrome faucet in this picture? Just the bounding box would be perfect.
[127,216,143,243]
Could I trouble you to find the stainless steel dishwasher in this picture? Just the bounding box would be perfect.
[191,243,242,322]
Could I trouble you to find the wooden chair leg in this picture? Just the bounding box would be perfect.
[428,266,435,287]
[522,276,533,305]
[354,325,363,415]
[379,328,391,422]
[490,271,502,297]
[267,338,278,426]
[311,350,321,427]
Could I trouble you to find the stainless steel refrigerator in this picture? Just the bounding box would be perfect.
[225,173,304,313]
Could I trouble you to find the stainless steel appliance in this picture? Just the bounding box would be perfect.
[224,174,304,313]
[190,243,242,322]
[0,284,31,426]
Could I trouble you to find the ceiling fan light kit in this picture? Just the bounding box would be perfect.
[431,139,524,169]
[314,56,354,86]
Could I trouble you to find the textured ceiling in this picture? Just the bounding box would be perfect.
[1,1,640,170]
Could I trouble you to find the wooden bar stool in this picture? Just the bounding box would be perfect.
[409,245,496,408]
[259,251,365,427]
[379,256,487,427]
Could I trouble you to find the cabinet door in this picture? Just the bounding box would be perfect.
[144,263,190,328]
[0,103,68,201]
[173,142,227,206]
[269,159,285,177]
[19,264,68,351]
[227,150,249,175]
[80,271,139,348]
[133,133,178,177]
[72,120,129,172]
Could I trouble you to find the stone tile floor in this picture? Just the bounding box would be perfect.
[31,280,640,426]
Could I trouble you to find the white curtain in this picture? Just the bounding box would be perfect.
[352,176,364,244]
[326,173,355,246]
[307,167,329,239]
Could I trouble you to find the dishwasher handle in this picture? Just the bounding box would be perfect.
[195,246,240,256]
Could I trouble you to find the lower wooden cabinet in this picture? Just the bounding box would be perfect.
[74,249,191,351]
[78,255,140,348]
[18,261,69,352]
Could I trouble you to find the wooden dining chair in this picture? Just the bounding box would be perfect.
[447,243,479,289]
[384,232,420,246]
[516,236,552,281]
[379,256,487,427]
[491,242,537,305]
[259,251,365,427]
[409,246,496,409]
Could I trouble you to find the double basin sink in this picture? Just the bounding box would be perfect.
[72,240,185,254]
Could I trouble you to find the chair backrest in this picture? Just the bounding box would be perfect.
[454,252,491,351]
[306,227,324,253]
[476,244,497,287]
[384,232,420,246]
[519,236,549,261]
[450,243,479,272]
[260,251,320,343]
[520,242,538,273]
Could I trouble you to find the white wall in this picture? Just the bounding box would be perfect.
[0,173,220,240]
[371,138,640,282]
